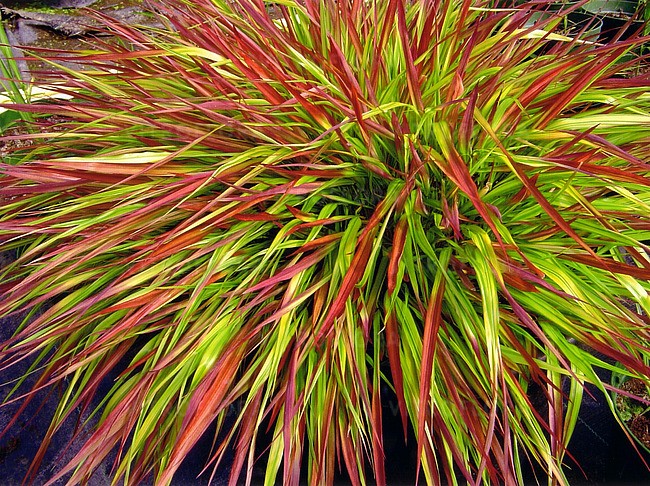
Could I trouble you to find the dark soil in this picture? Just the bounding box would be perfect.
[629,414,650,447]
[617,377,650,450]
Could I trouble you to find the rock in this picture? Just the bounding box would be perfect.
[1,0,99,9]
[5,10,101,37]
[0,0,157,80]
[1,1,152,38]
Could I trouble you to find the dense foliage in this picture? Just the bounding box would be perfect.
[1,0,650,484]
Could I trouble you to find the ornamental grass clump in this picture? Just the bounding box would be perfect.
[1,0,650,484]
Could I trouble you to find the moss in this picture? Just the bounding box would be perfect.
[17,7,63,14]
